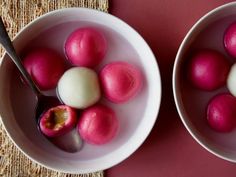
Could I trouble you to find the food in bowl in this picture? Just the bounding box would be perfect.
[39,105,77,137]
[23,47,66,90]
[57,67,101,109]
[77,104,118,145]
[99,61,143,103]
[65,27,107,68]
[28,26,144,149]
[187,49,230,91]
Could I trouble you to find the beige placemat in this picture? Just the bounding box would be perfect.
[0,0,108,176]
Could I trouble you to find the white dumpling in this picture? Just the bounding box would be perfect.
[57,67,101,109]
[227,63,236,97]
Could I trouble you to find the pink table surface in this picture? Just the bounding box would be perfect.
[106,0,236,177]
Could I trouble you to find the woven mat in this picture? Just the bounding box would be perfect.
[0,0,108,176]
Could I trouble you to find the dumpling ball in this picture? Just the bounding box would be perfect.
[57,67,101,109]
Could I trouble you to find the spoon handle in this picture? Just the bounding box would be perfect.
[0,17,41,96]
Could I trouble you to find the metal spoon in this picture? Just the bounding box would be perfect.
[0,17,82,153]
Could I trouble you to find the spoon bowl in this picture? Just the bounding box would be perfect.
[35,94,60,120]
[0,17,82,153]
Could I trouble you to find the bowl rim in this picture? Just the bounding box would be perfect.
[173,1,236,163]
[0,7,162,173]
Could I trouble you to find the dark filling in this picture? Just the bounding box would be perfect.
[46,109,68,130]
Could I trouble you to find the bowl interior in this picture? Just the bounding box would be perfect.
[0,8,161,173]
[174,2,236,162]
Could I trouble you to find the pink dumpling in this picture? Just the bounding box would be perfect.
[187,49,230,91]
[207,93,236,132]
[77,104,118,145]
[39,105,77,138]
[224,22,236,58]
[23,48,66,90]
[65,27,107,68]
[99,61,143,103]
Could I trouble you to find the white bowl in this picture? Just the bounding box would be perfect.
[173,2,236,163]
[0,8,161,173]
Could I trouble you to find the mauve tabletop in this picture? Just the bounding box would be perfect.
[107,1,236,177]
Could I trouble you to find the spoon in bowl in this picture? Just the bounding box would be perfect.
[0,17,82,152]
